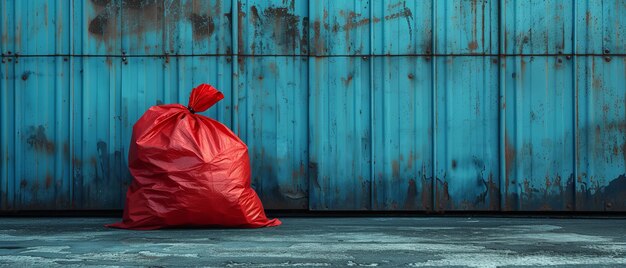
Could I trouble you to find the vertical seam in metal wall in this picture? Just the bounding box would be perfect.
[1,0,9,209]
[430,0,437,212]
[306,0,311,211]
[498,0,506,212]
[54,1,61,208]
[12,0,18,209]
[80,0,89,209]
[307,0,312,211]
[572,1,578,211]
[231,0,238,133]
[68,0,74,208]
[0,0,4,209]
[369,0,375,210]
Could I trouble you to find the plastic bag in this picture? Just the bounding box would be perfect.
[107,84,280,229]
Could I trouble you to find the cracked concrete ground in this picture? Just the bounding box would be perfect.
[0,217,625,267]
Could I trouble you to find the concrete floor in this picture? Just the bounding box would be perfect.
[0,217,625,267]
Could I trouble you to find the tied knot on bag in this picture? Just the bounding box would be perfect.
[187,84,224,113]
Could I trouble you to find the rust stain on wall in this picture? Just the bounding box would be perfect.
[45,174,53,189]
[341,73,353,86]
[403,179,418,209]
[262,7,301,53]
[188,13,215,39]
[237,2,245,54]
[622,142,626,168]
[88,0,196,43]
[468,41,478,51]
[338,11,380,32]
[26,126,55,154]
[504,134,515,209]
[313,21,323,54]
[392,160,400,179]
[421,177,432,210]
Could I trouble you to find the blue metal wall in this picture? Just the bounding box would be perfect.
[1,0,624,211]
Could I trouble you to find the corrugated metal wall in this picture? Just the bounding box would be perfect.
[1,0,624,212]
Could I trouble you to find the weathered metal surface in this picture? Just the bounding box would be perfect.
[309,0,372,56]
[502,56,576,211]
[435,56,500,211]
[1,0,625,211]
[238,0,308,55]
[309,57,372,210]
[236,56,309,209]
[372,56,433,211]
[575,1,626,54]
[504,0,574,55]
[576,56,626,211]
[436,0,498,54]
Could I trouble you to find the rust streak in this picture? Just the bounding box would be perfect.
[313,21,323,54]
[504,134,515,208]
[407,152,414,170]
[188,13,215,39]
[341,73,353,86]
[45,174,53,189]
[468,41,478,51]
[27,126,55,154]
[237,2,245,54]
[421,177,432,210]
[404,179,418,209]
[392,160,400,178]
[622,142,626,168]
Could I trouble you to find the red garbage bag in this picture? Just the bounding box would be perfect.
[107,84,280,230]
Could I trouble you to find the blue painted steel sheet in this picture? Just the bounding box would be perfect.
[437,0,498,54]
[435,56,500,211]
[502,55,576,211]
[504,0,574,54]
[309,56,372,210]
[372,56,433,211]
[236,0,310,209]
[237,56,309,209]
[576,56,626,211]
[1,0,625,211]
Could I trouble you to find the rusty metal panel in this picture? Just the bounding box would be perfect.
[309,0,371,56]
[236,56,309,209]
[0,56,9,209]
[234,1,310,209]
[372,56,433,211]
[85,0,232,55]
[502,56,576,211]
[435,56,501,211]
[0,57,73,210]
[77,0,122,55]
[436,0,498,54]
[1,0,233,56]
[309,57,372,210]
[238,0,308,55]
[0,1,71,55]
[70,57,125,209]
[504,0,574,54]
[371,1,430,55]
[576,56,626,211]
[575,1,626,54]
[307,0,373,211]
